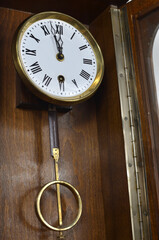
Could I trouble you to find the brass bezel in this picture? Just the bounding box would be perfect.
[12,11,104,105]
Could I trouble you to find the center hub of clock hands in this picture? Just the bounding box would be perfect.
[56,53,64,61]
[58,75,65,82]
[50,21,64,61]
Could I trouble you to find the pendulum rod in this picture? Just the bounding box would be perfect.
[36,105,82,238]
[48,105,63,228]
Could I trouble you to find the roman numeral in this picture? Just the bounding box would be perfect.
[30,61,42,74]
[83,58,92,65]
[30,34,40,43]
[59,82,65,91]
[55,24,63,35]
[79,45,87,51]
[42,74,52,86]
[70,32,76,40]
[41,25,50,35]
[72,79,78,88]
[80,70,90,80]
[25,48,36,56]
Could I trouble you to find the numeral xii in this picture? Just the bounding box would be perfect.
[55,24,63,35]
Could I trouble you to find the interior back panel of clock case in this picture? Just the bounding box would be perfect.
[0,0,127,24]
[0,6,132,240]
[0,7,106,240]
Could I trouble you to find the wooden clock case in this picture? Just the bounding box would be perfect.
[0,0,159,239]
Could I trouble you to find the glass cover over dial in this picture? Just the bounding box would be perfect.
[13,12,104,104]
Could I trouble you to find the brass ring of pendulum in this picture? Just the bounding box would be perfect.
[36,180,82,231]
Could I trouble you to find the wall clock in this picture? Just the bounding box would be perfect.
[12,11,104,105]
[12,11,104,239]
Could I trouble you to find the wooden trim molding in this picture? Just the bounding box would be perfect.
[126,1,159,238]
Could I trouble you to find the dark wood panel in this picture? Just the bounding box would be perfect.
[89,7,133,240]
[126,0,159,239]
[0,0,127,24]
[0,7,106,240]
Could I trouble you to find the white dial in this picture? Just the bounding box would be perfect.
[20,19,96,98]
[13,12,104,104]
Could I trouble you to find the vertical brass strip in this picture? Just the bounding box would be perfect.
[111,6,151,240]
[53,148,63,227]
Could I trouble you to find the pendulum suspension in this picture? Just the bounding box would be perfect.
[36,105,82,239]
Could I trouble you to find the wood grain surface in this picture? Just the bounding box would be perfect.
[126,1,159,238]
[0,7,106,240]
[0,0,127,24]
[89,7,133,240]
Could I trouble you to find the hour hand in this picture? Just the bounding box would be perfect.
[54,35,63,54]
[50,22,64,61]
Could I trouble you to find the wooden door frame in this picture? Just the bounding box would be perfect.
[126,0,159,238]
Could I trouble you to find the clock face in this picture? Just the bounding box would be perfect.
[13,12,104,104]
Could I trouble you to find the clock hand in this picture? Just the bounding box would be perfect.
[58,75,65,91]
[54,35,63,54]
[55,24,63,54]
[50,22,59,50]
[50,22,64,61]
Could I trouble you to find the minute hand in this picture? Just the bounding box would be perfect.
[50,22,64,60]
[54,35,63,54]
